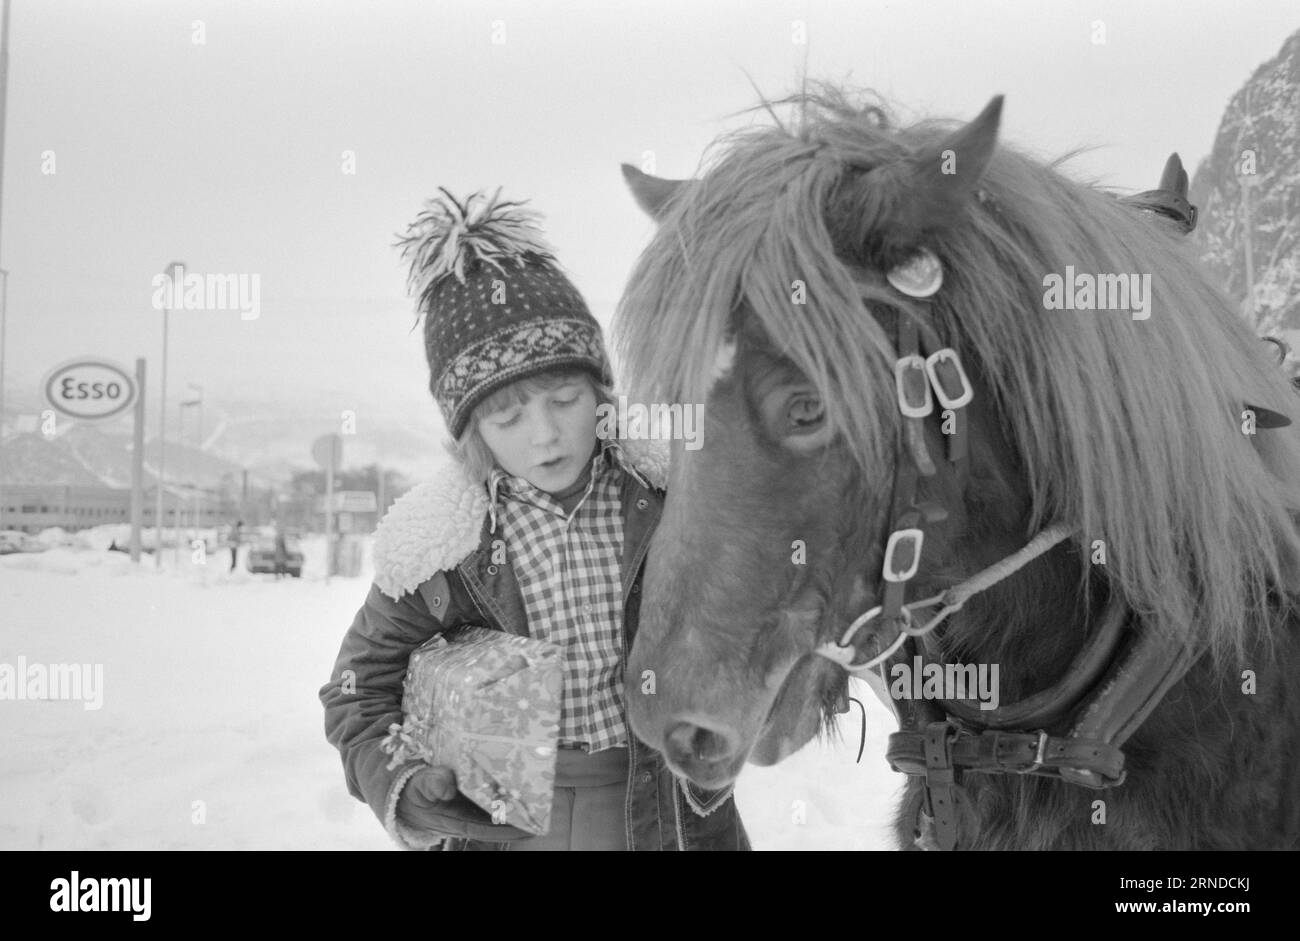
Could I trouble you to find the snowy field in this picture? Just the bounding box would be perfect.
[0,530,903,850]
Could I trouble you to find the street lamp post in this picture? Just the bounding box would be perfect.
[194,385,203,530]
[182,382,202,547]
[154,260,185,569]
[0,268,8,532]
[0,0,10,529]
[177,398,192,564]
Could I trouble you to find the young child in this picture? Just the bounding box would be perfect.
[319,189,749,851]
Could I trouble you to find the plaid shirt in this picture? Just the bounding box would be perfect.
[486,441,650,753]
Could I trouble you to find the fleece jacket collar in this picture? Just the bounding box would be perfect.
[372,437,669,600]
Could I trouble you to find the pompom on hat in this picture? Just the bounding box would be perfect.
[397,188,612,439]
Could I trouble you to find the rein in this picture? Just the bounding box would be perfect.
[810,296,1204,851]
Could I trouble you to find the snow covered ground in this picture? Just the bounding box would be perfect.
[0,531,903,850]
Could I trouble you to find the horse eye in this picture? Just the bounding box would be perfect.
[787,396,824,429]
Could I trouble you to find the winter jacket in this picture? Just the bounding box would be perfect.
[319,438,751,851]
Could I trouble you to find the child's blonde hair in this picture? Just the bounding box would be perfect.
[444,369,616,482]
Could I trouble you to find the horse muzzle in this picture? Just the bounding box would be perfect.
[661,715,749,788]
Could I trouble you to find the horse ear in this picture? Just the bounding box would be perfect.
[889,96,1004,239]
[1158,153,1187,195]
[1120,152,1198,234]
[621,163,689,220]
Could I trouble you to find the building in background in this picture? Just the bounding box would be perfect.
[0,482,218,534]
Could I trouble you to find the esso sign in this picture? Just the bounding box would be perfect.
[42,359,137,421]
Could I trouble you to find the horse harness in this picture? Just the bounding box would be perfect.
[812,185,1208,849]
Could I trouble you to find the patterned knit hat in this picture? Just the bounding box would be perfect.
[398,188,613,438]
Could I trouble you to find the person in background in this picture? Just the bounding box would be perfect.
[228,519,243,572]
[273,522,288,580]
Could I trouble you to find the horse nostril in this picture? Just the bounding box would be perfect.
[665,720,734,765]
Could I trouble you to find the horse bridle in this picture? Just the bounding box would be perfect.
[810,283,1206,852]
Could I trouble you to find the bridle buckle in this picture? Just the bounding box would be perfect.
[1012,730,1051,775]
[895,354,933,418]
[924,348,974,410]
[882,528,924,582]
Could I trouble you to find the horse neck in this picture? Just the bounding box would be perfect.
[912,386,1103,698]
[935,540,1098,703]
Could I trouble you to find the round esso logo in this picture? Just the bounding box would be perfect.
[42,359,137,421]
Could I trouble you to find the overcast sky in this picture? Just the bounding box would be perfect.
[2,0,1298,437]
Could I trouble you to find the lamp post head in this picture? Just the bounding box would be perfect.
[161,261,187,303]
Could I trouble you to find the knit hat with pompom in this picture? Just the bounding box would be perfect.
[397,188,612,438]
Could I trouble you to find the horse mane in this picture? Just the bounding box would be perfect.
[614,84,1300,665]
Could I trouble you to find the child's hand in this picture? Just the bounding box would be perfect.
[396,766,534,842]
[406,765,459,802]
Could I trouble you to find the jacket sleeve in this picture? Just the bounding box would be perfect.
[319,579,446,850]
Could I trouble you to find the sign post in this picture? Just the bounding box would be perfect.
[312,433,343,583]
[129,358,146,561]
[311,491,374,578]
[41,357,142,558]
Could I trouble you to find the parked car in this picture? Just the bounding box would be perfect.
[246,535,304,577]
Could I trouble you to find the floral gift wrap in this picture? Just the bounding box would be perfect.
[381,626,563,835]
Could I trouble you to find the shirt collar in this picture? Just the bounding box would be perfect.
[485,439,647,533]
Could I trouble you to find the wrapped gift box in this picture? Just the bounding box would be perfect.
[382,626,563,835]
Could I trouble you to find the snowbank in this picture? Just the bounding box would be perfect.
[0,543,901,850]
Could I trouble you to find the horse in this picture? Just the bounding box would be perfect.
[613,87,1300,850]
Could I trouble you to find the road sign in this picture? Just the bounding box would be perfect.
[315,491,377,513]
[335,490,377,513]
[312,433,343,469]
[41,358,138,421]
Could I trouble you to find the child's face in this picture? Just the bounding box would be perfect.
[477,375,599,494]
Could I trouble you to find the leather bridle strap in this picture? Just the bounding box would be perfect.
[888,724,1127,783]
[1057,627,1207,788]
[932,595,1129,729]
[879,313,931,632]
[922,723,961,851]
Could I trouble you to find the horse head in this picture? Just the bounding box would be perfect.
[614,88,1300,841]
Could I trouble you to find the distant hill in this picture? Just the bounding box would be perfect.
[0,433,108,487]
[0,392,445,492]
[1189,28,1300,346]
